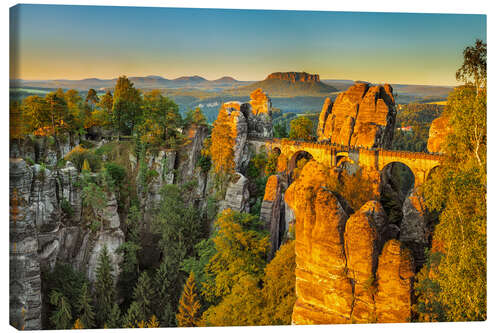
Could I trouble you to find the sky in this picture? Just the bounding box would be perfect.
[9,4,486,86]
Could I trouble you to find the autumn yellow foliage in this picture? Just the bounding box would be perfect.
[210,108,235,174]
[177,272,201,327]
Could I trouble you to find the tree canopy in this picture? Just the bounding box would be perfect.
[289,116,314,141]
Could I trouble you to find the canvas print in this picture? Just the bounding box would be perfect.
[9,4,486,330]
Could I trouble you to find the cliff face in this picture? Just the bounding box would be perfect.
[427,116,450,153]
[10,158,41,330]
[260,175,286,259]
[217,89,274,172]
[317,83,396,148]
[9,125,212,329]
[266,72,320,83]
[284,161,414,324]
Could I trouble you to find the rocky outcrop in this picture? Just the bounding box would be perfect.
[10,134,80,166]
[317,83,396,148]
[10,158,41,330]
[285,162,351,324]
[284,160,414,325]
[248,89,273,138]
[260,175,286,259]
[219,173,250,213]
[400,189,429,269]
[76,229,125,283]
[9,152,127,329]
[427,116,450,153]
[266,72,320,83]
[177,124,210,197]
[219,101,250,172]
[216,89,274,172]
[344,201,387,323]
[374,239,414,323]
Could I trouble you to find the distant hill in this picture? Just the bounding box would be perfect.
[226,72,338,97]
[212,76,238,83]
[172,75,207,83]
[11,75,253,92]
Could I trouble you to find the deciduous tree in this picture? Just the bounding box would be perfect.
[177,272,201,327]
[289,116,314,141]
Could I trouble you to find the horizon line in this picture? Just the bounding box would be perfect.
[11,75,458,88]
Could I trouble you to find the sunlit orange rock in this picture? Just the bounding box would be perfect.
[285,161,352,324]
[266,72,320,83]
[344,201,387,323]
[427,116,450,153]
[285,161,414,325]
[317,83,396,148]
[374,239,414,323]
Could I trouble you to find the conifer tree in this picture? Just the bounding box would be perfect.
[94,246,115,326]
[176,272,201,327]
[106,303,122,329]
[152,261,178,326]
[49,290,73,329]
[133,271,154,322]
[76,283,95,328]
[122,302,141,328]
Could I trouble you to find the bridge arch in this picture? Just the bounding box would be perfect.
[381,161,415,197]
[288,150,314,179]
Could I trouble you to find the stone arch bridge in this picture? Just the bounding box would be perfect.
[249,138,443,188]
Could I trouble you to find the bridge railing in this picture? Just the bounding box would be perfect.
[247,136,444,159]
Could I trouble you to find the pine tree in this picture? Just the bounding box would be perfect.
[122,301,141,328]
[133,271,154,322]
[76,283,95,328]
[106,303,122,329]
[176,272,201,327]
[49,290,73,329]
[94,246,115,326]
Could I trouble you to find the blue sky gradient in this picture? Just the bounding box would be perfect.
[10,4,486,85]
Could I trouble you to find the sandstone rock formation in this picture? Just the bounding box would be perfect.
[10,134,80,167]
[177,124,210,197]
[317,83,396,148]
[266,72,320,83]
[219,101,250,172]
[284,160,414,325]
[9,155,126,329]
[248,88,273,138]
[400,189,429,269]
[217,89,273,172]
[374,239,414,323]
[344,201,387,323]
[260,175,286,259]
[10,158,41,330]
[427,116,450,153]
[219,173,250,213]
